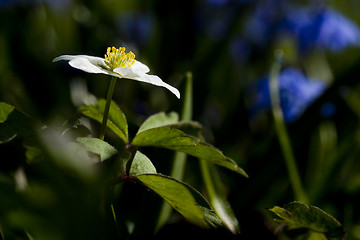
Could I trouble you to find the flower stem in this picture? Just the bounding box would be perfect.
[99,77,117,140]
[269,51,309,204]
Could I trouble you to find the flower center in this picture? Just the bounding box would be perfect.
[104,46,135,70]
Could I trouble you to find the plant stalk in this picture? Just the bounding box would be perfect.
[99,77,117,140]
[155,72,193,231]
[269,52,309,204]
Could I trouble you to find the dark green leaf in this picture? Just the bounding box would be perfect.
[79,99,128,143]
[132,127,247,176]
[135,174,221,228]
[168,121,204,138]
[268,202,345,240]
[0,102,35,143]
[23,141,44,164]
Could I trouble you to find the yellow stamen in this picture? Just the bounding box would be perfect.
[104,46,136,70]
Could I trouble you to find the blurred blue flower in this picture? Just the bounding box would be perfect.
[206,0,229,7]
[0,0,71,10]
[195,5,234,41]
[229,36,251,63]
[243,0,287,47]
[321,102,336,118]
[0,0,12,7]
[196,0,249,41]
[249,68,326,122]
[115,11,154,47]
[205,0,249,7]
[282,7,360,52]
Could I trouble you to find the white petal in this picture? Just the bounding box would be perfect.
[145,75,180,99]
[132,60,150,73]
[114,68,180,98]
[53,55,119,77]
[69,57,109,74]
[54,55,180,98]
[113,66,138,78]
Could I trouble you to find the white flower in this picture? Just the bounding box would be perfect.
[53,47,180,98]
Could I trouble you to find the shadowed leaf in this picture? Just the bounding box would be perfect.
[135,174,221,228]
[132,126,247,176]
[269,201,345,240]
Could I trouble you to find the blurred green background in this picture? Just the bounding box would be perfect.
[2,0,360,239]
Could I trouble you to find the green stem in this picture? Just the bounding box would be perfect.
[99,77,117,140]
[200,159,215,199]
[155,72,193,231]
[269,52,309,204]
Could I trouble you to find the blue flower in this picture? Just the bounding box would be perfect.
[283,7,360,52]
[115,11,154,47]
[321,102,336,118]
[195,0,249,41]
[243,0,287,47]
[249,68,326,122]
[229,37,251,63]
[205,0,229,7]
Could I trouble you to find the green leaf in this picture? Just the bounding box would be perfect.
[268,202,345,240]
[156,73,196,231]
[200,160,240,234]
[0,102,34,143]
[96,99,128,140]
[129,151,156,176]
[137,112,179,134]
[76,137,118,162]
[79,99,128,143]
[135,174,221,228]
[132,127,247,176]
[0,102,14,123]
[168,121,204,138]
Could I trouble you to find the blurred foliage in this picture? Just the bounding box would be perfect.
[2,0,360,239]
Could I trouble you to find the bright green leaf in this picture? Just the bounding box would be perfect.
[129,151,156,176]
[132,127,247,176]
[0,102,34,143]
[137,112,178,134]
[269,202,345,240]
[79,99,128,143]
[76,137,117,162]
[200,160,240,234]
[135,174,221,228]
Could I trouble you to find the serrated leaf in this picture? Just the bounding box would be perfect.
[168,121,204,138]
[135,174,221,228]
[76,137,117,162]
[268,202,345,240]
[79,99,128,143]
[132,127,247,176]
[137,112,179,134]
[0,102,34,143]
[129,151,156,176]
